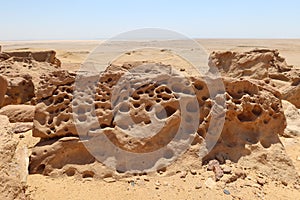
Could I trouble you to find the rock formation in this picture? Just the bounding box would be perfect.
[30,60,289,180]
[0,50,61,108]
[208,49,300,108]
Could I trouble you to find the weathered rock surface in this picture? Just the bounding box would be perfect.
[30,60,290,178]
[0,105,35,123]
[209,49,300,108]
[0,75,8,106]
[0,115,26,200]
[1,75,35,107]
[29,137,114,179]
[0,50,61,108]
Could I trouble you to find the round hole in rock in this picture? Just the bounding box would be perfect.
[82,171,94,178]
[165,87,172,94]
[162,96,170,101]
[133,103,140,108]
[137,90,143,95]
[145,105,152,112]
[78,115,87,122]
[48,118,53,125]
[132,95,140,100]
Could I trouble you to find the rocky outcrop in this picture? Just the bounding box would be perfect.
[209,49,300,108]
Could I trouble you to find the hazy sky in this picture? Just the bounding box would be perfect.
[1,0,300,40]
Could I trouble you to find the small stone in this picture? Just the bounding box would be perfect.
[223,189,230,195]
[207,159,223,181]
[281,180,288,186]
[234,169,246,179]
[257,178,266,186]
[207,160,219,171]
[205,177,216,189]
[103,177,116,183]
[195,183,202,189]
[190,169,197,175]
[222,166,232,174]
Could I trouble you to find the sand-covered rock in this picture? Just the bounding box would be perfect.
[0,105,35,123]
[209,49,300,108]
[0,115,26,200]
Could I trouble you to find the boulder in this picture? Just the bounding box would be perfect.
[0,105,35,123]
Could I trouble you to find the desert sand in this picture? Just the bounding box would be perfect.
[0,39,300,200]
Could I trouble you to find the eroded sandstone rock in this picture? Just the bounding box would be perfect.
[30,61,288,178]
[0,115,26,200]
[0,50,62,108]
[2,75,35,107]
[209,49,300,108]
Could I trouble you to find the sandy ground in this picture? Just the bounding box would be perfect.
[1,39,300,200]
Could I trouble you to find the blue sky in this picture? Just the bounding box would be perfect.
[1,0,300,40]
